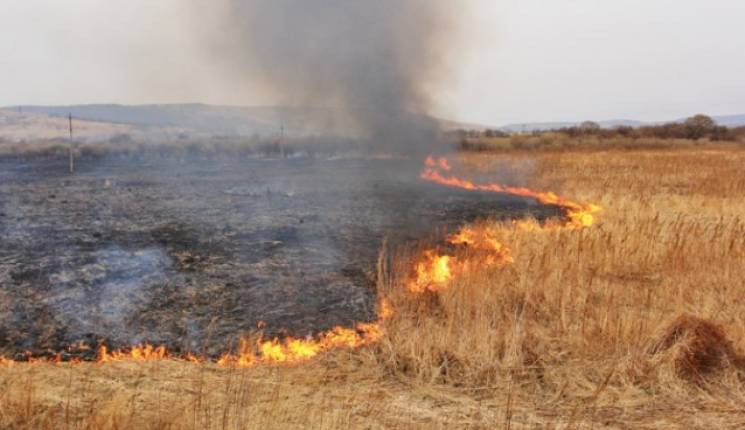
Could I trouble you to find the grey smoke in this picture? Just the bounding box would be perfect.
[206,0,467,155]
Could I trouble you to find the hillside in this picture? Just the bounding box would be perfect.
[0,108,131,142]
[7,104,489,140]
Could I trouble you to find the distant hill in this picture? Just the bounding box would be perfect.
[7,104,489,139]
[3,104,744,142]
[0,108,131,142]
[710,114,745,127]
[11,104,308,136]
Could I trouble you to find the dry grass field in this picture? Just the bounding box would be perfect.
[3,144,745,429]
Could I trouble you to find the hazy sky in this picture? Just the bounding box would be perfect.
[1,0,744,125]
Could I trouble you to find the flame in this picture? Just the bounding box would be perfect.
[420,157,601,228]
[407,225,515,293]
[378,298,394,320]
[213,296,392,368]
[216,320,386,367]
[97,344,168,362]
[0,155,601,368]
[408,156,601,293]
[408,251,452,293]
[425,155,452,171]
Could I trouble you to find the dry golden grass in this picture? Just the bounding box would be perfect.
[3,145,745,428]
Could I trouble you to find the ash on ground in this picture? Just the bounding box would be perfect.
[0,155,560,359]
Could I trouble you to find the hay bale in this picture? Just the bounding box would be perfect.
[648,315,744,382]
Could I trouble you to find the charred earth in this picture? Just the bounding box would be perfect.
[0,154,561,360]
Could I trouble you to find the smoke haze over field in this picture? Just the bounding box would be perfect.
[3,1,745,126]
[202,0,467,153]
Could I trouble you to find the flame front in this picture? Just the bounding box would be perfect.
[216,318,386,367]
[97,344,168,362]
[0,156,601,367]
[422,156,602,228]
[408,156,601,293]
[407,225,516,293]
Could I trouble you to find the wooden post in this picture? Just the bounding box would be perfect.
[68,113,74,174]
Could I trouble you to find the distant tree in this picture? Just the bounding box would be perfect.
[615,125,634,137]
[483,129,508,138]
[685,114,716,129]
[580,121,601,132]
[683,114,717,139]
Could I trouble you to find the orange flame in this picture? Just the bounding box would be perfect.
[216,320,386,367]
[420,157,601,228]
[408,156,601,293]
[425,155,452,171]
[406,225,515,293]
[97,344,168,362]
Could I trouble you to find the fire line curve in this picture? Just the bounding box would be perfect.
[0,156,602,367]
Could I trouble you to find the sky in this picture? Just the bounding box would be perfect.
[1,0,744,126]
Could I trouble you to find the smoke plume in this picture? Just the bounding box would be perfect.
[207,0,467,154]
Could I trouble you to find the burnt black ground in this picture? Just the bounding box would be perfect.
[0,154,561,359]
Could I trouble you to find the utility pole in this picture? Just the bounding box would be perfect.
[68,113,74,174]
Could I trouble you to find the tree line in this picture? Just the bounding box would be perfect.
[454,115,745,142]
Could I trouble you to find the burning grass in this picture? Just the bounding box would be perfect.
[3,145,745,428]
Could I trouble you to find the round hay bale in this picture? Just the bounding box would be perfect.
[648,315,744,382]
